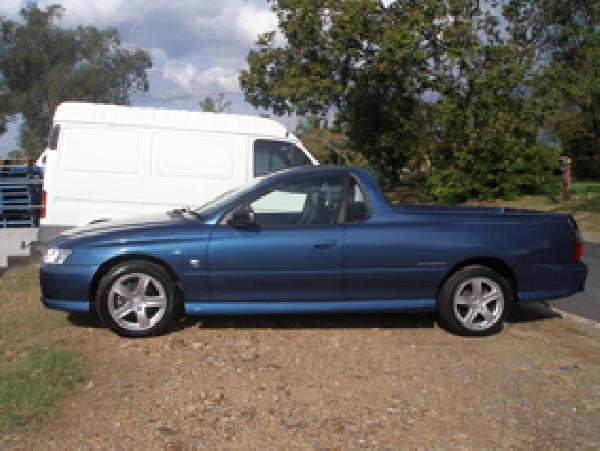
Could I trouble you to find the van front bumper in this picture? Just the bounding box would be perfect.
[37,225,71,245]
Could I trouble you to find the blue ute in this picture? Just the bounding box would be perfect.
[40,166,588,337]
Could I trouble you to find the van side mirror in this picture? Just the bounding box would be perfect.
[228,207,256,227]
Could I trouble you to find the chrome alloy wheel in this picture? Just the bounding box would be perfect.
[453,277,505,331]
[107,273,167,332]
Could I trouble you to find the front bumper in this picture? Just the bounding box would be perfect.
[41,298,90,313]
[40,263,98,312]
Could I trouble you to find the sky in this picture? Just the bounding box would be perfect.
[0,0,290,156]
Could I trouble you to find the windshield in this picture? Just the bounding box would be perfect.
[193,177,266,216]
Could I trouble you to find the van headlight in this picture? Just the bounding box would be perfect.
[43,248,72,264]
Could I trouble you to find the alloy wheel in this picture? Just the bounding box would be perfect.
[452,276,505,331]
[107,273,168,332]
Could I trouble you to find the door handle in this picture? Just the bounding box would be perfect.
[314,239,337,249]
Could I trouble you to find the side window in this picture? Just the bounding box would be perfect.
[270,147,288,172]
[247,174,344,226]
[345,177,369,223]
[254,147,270,176]
[253,140,312,177]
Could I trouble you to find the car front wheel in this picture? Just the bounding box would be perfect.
[437,265,511,336]
[96,261,177,338]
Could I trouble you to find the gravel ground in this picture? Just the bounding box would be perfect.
[3,300,599,449]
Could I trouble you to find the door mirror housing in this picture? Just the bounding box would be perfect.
[228,207,256,227]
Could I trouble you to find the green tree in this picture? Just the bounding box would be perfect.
[198,92,231,113]
[428,44,559,202]
[505,0,600,179]
[240,0,437,184]
[0,4,152,157]
[425,1,560,201]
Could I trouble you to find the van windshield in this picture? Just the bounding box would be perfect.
[194,178,265,216]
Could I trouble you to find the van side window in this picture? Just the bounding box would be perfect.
[271,147,288,172]
[253,140,312,177]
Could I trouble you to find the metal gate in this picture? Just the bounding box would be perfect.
[0,160,43,228]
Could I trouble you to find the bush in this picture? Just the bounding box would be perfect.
[426,143,561,203]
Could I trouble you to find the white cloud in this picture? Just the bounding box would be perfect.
[163,64,198,91]
[56,0,124,24]
[197,66,240,93]
[0,0,22,19]
[236,3,278,42]
[163,64,239,94]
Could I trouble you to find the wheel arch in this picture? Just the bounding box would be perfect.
[89,254,183,304]
[438,257,518,301]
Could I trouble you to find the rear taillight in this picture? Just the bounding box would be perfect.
[41,190,46,219]
[571,218,583,262]
[575,240,583,262]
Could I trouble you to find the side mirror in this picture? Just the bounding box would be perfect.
[228,207,256,227]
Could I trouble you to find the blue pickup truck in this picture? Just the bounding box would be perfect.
[40,166,587,337]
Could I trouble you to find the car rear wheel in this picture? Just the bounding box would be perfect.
[96,261,177,338]
[437,265,511,336]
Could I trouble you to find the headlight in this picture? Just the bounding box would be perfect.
[43,248,72,264]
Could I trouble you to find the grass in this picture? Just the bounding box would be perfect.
[0,346,85,427]
[0,265,87,434]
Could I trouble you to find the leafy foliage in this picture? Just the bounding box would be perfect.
[426,3,561,201]
[198,92,232,113]
[506,0,600,179]
[0,4,151,157]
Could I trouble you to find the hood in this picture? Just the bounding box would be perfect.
[51,211,203,247]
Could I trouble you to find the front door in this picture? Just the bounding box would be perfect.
[208,173,345,302]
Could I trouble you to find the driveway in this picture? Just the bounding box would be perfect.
[551,242,600,322]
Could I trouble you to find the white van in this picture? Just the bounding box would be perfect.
[38,102,318,242]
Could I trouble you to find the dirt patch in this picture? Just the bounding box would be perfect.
[2,267,600,448]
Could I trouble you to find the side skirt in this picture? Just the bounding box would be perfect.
[184,299,436,315]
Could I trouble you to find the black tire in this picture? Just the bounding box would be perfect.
[437,265,512,336]
[96,260,177,338]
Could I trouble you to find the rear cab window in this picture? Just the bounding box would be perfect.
[253,139,312,177]
[345,175,369,223]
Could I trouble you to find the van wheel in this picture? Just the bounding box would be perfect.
[437,265,511,336]
[96,261,177,338]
